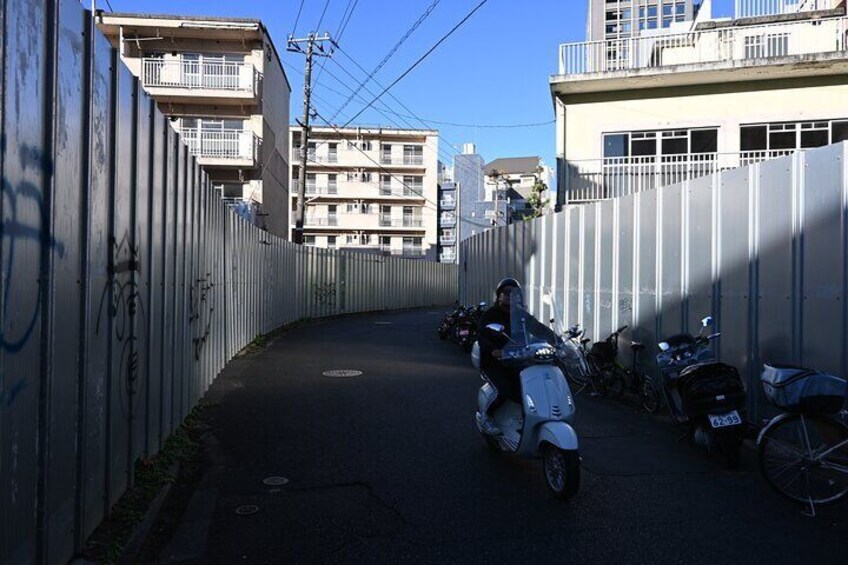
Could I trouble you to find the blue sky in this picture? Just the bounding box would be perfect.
[102,0,738,188]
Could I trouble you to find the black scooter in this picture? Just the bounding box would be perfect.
[655,317,747,469]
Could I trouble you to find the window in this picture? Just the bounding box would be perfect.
[676,2,686,14]
[631,132,656,157]
[663,4,673,16]
[327,236,336,249]
[662,17,672,28]
[800,122,829,148]
[328,143,338,162]
[346,234,358,244]
[304,235,316,246]
[741,125,767,151]
[691,129,718,153]
[380,174,392,195]
[833,121,848,143]
[767,33,789,57]
[346,203,359,213]
[647,18,657,29]
[661,131,688,155]
[770,123,797,150]
[361,140,372,151]
[604,134,629,158]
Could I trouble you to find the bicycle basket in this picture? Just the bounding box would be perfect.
[761,364,847,414]
[590,341,617,367]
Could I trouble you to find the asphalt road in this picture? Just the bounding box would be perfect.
[175,307,848,564]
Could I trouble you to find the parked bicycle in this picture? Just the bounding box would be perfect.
[757,364,848,516]
[554,323,606,397]
[589,325,660,413]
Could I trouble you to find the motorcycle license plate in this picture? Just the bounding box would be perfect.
[459,330,470,336]
[708,410,742,429]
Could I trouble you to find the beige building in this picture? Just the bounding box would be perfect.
[484,157,554,222]
[553,0,848,206]
[290,126,440,259]
[96,12,291,237]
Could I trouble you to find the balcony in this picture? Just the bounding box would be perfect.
[736,0,837,18]
[440,251,456,262]
[440,216,456,227]
[303,184,338,196]
[378,217,424,228]
[440,235,456,246]
[181,129,258,167]
[305,216,338,227]
[553,16,848,93]
[379,155,425,167]
[560,150,801,204]
[440,198,456,210]
[141,58,258,102]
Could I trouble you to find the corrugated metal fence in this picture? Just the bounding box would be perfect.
[0,2,457,563]
[462,142,847,426]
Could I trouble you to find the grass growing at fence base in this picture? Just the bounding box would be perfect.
[78,405,207,564]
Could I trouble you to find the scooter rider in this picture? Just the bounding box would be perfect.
[476,278,558,436]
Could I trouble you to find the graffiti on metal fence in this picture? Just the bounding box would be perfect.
[189,273,215,360]
[313,282,337,307]
[95,231,146,411]
[1,141,65,408]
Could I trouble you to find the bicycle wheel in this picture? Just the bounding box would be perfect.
[604,365,625,398]
[639,375,661,414]
[759,413,848,507]
[587,357,607,397]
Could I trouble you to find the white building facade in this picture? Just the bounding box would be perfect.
[96,13,291,237]
[290,127,440,260]
[554,0,848,206]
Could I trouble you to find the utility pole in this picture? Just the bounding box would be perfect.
[287,32,334,244]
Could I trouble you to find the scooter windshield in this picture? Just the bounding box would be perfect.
[508,287,557,348]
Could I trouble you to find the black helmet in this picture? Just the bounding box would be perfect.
[495,277,521,298]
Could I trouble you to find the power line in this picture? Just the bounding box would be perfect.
[328,0,443,123]
[291,0,306,36]
[335,0,360,41]
[316,0,333,31]
[336,0,490,131]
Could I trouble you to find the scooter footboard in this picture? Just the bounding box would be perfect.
[537,421,579,451]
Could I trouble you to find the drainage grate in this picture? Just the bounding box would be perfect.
[262,476,290,486]
[322,370,363,378]
[235,504,259,516]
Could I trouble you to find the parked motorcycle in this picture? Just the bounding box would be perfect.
[454,302,486,352]
[471,288,581,499]
[655,316,747,469]
[438,304,466,340]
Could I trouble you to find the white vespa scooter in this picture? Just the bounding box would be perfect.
[472,288,581,499]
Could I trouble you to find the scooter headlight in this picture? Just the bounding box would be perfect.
[534,346,555,360]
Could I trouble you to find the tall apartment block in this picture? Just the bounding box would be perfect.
[587,0,698,42]
[96,12,291,238]
[554,0,848,207]
[437,163,458,263]
[290,127,440,259]
[453,144,497,251]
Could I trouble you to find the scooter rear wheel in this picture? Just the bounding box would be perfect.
[542,444,580,500]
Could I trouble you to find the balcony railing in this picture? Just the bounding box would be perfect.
[440,252,456,262]
[142,58,256,93]
[440,216,456,227]
[735,0,835,18]
[181,129,257,161]
[306,216,338,226]
[304,184,338,195]
[378,186,424,198]
[378,217,424,228]
[557,16,848,76]
[561,150,803,203]
[440,235,456,246]
[440,199,456,209]
[380,155,425,166]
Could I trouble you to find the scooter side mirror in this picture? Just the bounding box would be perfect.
[479,301,487,307]
[701,316,713,328]
[658,342,670,352]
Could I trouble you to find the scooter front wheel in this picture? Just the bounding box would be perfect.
[542,444,580,500]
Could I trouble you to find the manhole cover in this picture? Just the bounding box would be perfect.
[322,370,363,378]
[263,476,290,486]
[235,504,259,516]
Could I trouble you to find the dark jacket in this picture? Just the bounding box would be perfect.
[477,305,511,370]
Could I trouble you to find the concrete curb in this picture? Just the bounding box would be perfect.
[116,462,180,565]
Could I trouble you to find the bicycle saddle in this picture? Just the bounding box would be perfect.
[580,338,591,346]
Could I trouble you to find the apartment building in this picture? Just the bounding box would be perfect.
[587,0,698,42]
[452,144,505,252]
[290,127,439,259]
[484,157,553,221]
[437,163,458,263]
[96,13,291,237]
[553,0,848,207]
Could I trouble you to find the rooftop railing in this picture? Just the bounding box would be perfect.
[142,58,256,93]
[560,150,800,203]
[557,16,847,76]
[735,0,836,18]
